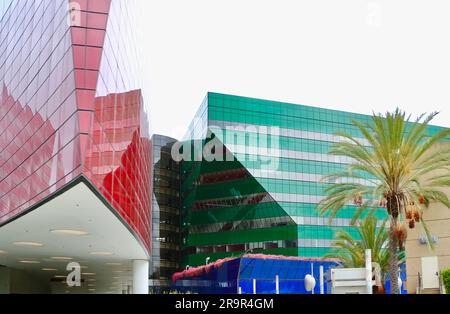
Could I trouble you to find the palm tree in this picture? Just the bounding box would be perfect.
[325,214,390,272]
[325,214,405,293]
[318,109,450,294]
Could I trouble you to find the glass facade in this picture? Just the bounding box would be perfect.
[181,92,447,266]
[150,134,180,292]
[0,0,151,251]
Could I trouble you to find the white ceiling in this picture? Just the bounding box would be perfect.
[0,181,149,294]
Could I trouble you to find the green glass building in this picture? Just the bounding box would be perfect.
[179,92,447,267]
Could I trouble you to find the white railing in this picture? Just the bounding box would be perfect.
[417,272,423,294]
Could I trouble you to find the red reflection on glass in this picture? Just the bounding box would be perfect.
[0,84,80,221]
[83,90,151,251]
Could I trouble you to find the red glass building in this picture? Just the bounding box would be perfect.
[0,0,151,294]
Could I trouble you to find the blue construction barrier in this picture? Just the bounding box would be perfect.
[172,255,337,294]
[172,255,407,294]
[238,257,337,294]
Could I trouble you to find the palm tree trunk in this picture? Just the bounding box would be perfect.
[389,221,399,294]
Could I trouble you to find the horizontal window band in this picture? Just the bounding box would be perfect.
[209,120,371,146]
[208,113,368,141]
[186,225,366,247]
[224,144,354,165]
[188,214,386,233]
[191,184,382,204]
[188,202,387,226]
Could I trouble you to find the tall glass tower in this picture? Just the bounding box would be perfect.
[150,134,180,293]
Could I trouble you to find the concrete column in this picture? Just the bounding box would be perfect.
[133,260,149,294]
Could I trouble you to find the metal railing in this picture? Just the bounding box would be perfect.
[417,271,445,294]
[417,272,423,294]
[439,271,446,294]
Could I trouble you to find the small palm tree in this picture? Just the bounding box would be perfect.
[318,109,450,294]
[324,214,390,272]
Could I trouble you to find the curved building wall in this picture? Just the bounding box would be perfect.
[0,0,151,252]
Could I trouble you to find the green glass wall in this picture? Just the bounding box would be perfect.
[180,92,448,266]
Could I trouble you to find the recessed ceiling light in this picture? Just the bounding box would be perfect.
[42,268,58,271]
[87,284,95,287]
[90,251,114,256]
[54,275,67,279]
[50,257,73,261]
[13,241,44,247]
[87,279,96,282]
[82,273,96,276]
[112,277,121,279]
[112,270,123,273]
[106,262,122,266]
[50,229,89,236]
[19,260,41,264]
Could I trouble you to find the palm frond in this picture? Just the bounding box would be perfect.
[325,215,391,272]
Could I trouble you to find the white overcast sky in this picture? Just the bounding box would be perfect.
[140,0,450,139]
[2,0,450,139]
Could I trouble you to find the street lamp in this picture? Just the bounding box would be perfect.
[305,263,316,294]
[305,275,316,294]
